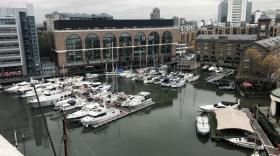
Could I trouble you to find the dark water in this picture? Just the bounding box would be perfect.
[0,74,270,156]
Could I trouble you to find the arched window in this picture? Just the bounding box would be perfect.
[85,34,100,63]
[161,31,172,62]
[134,32,146,68]
[65,34,84,65]
[148,32,160,66]
[103,33,116,62]
[119,32,132,68]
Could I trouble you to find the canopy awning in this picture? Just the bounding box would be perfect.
[214,107,254,133]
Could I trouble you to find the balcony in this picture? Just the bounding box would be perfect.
[0,54,21,60]
[0,47,20,51]
[0,40,19,44]
[0,61,22,68]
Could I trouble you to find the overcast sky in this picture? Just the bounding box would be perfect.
[0,0,279,23]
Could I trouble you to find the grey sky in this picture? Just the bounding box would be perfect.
[0,0,279,23]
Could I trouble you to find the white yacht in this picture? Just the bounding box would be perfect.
[28,91,72,108]
[200,100,240,112]
[202,65,209,70]
[188,74,200,82]
[208,65,217,71]
[5,81,30,93]
[161,78,171,87]
[171,79,185,88]
[81,108,121,127]
[86,73,98,79]
[226,136,264,150]
[215,67,223,73]
[196,113,210,135]
[66,103,100,121]
[121,92,153,107]
[143,76,154,84]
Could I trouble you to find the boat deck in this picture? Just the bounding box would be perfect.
[92,102,155,128]
[243,108,280,156]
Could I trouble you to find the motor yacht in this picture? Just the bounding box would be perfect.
[200,100,240,112]
[81,108,121,127]
[208,65,217,71]
[161,78,171,87]
[5,81,30,93]
[226,136,264,150]
[121,92,153,107]
[202,65,209,70]
[143,76,154,84]
[188,74,200,82]
[196,113,210,135]
[171,79,185,88]
[66,103,100,121]
[28,91,72,108]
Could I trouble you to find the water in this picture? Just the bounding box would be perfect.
[0,75,270,156]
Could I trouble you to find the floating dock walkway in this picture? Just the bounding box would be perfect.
[92,102,155,128]
[243,108,280,156]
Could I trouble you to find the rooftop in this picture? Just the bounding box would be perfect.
[255,36,280,51]
[45,11,113,19]
[271,88,280,98]
[196,34,257,41]
[54,19,174,30]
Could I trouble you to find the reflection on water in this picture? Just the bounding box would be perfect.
[0,75,271,156]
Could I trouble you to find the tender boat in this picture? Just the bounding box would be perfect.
[81,108,121,127]
[218,82,235,91]
[226,136,264,150]
[199,100,240,112]
[196,113,210,135]
[251,151,260,156]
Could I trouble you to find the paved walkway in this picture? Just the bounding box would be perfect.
[244,108,280,156]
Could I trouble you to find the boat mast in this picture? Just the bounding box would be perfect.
[32,84,57,156]
[62,114,69,156]
[111,42,114,72]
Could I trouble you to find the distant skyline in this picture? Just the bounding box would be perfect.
[0,0,279,23]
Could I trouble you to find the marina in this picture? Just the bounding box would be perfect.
[0,70,271,156]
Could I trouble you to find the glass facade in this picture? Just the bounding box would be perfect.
[134,32,146,68]
[19,12,41,75]
[119,32,132,68]
[65,34,84,65]
[161,31,172,63]
[85,33,101,64]
[148,32,160,66]
[103,33,117,62]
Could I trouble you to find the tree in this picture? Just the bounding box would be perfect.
[239,48,262,76]
[261,54,280,79]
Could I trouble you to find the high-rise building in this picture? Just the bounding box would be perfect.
[150,7,160,19]
[0,4,40,77]
[45,11,113,32]
[218,0,228,23]
[246,1,252,23]
[254,10,264,23]
[227,0,248,24]
[172,16,179,26]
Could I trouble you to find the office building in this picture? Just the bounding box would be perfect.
[52,19,179,74]
[0,4,40,78]
[45,11,113,32]
[150,8,160,20]
[227,0,248,24]
[218,0,228,23]
[246,1,252,23]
